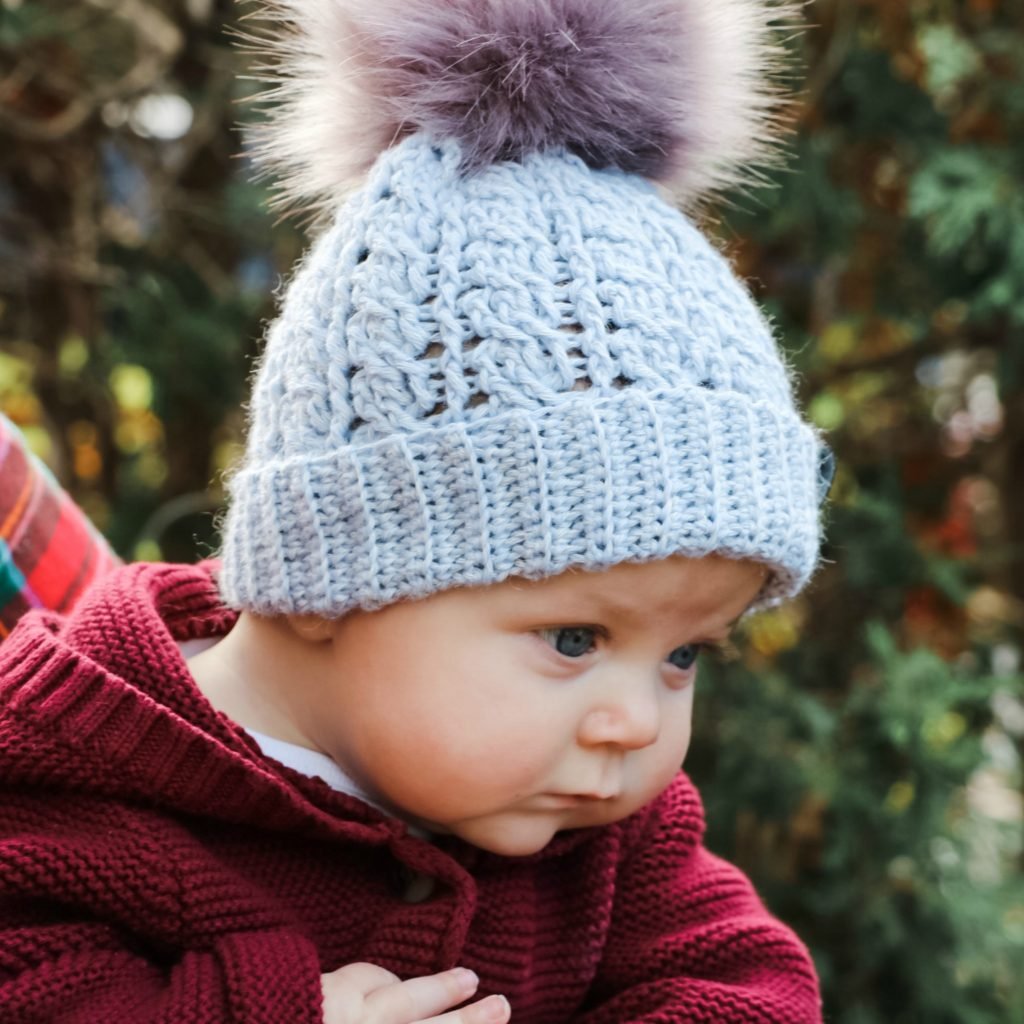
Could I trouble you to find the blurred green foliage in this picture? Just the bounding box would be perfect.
[1,0,1022,1020]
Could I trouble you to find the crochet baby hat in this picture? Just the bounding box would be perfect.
[219,0,830,616]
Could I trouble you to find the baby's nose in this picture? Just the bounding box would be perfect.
[577,685,660,751]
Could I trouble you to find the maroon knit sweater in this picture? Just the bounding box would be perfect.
[0,563,822,1024]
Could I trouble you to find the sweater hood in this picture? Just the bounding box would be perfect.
[0,562,639,863]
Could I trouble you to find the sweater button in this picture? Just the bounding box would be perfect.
[399,869,437,904]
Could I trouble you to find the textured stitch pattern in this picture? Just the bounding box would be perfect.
[219,138,824,615]
[0,563,823,1023]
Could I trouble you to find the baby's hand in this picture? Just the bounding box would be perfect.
[320,963,510,1024]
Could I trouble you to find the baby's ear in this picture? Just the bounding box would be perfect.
[285,614,337,643]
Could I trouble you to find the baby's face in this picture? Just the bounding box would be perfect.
[303,555,765,857]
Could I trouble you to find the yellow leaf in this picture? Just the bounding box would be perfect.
[109,364,154,412]
[885,780,916,815]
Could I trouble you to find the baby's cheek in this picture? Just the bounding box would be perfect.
[438,682,561,755]
[631,734,691,800]
[384,712,520,795]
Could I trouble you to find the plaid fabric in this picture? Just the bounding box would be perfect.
[0,415,120,637]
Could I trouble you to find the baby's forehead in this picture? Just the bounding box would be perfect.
[469,555,767,621]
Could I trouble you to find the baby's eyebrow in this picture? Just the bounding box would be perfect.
[710,618,743,642]
[568,592,647,623]
[562,592,746,636]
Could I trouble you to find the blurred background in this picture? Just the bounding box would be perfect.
[1,0,1022,1019]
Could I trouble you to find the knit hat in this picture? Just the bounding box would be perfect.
[219,0,831,616]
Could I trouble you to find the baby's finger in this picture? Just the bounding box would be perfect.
[420,994,511,1024]
[367,967,480,1023]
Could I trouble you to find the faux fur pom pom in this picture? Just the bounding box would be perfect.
[243,0,802,219]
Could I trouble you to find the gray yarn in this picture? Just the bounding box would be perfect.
[219,137,824,615]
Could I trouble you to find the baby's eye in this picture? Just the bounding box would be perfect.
[539,626,599,658]
[666,644,700,672]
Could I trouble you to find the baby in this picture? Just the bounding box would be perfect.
[0,1,831,1021]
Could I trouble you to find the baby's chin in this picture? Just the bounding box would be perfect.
[408,795,653,856]
[447,808,607,858]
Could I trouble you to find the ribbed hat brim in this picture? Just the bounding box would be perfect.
[219,385,822,616]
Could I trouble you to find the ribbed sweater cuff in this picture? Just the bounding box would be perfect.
[217,930,323,1024]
